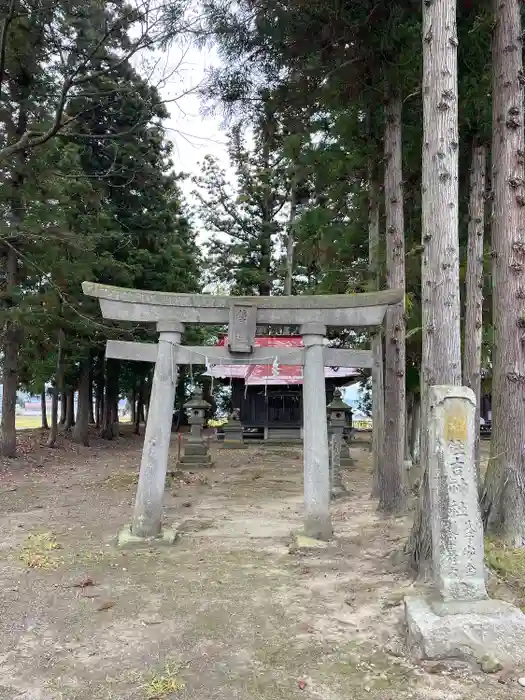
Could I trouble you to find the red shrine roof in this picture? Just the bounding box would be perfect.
[205,335,360,386]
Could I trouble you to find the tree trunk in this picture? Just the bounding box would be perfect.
[72,358,90,445]
[405,392,414,463]
[175,365,187,427]
[408,0,462,574]
[130,388,136,426]
[88,364,95,424]
[63,389,75,430]
[482,0,525,543]
[285,179,297,296]
[368,170,384,498]
[101,358,120,439]
[134,375,145,435]
[41,390,48,430]
[381,91,406,513]
[258,100,276,298]
[95,384,103,428]
[463,140,486,483]
[47,388,59,448]
[1,90,29,458]
[1,247,20,457]
[47,330,64,448]
[59,392,67,427]
[112,399,119,437]
[410,395,421,465]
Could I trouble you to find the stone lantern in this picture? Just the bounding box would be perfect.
[179,388,212,467]
[327,388,354,496]
[222,407,244,449]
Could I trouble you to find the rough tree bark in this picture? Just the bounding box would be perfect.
[130,388,136,425]
[463,140,486,481]
[59,392,67,427]
[63,389,75,430]
[95,390,102,428]
[41,390,49,430]
[72,358,90,445]
[1,247,20,457]
[88,365,95,424]
[410,395,421,465]
[381,91,406,513]
[369,171,385,499]
[47,330,64,448]
[285,179,297,297]
[101,358,120,439]
[134,375,145,435]
[408,0,462,574]
[1,80,30,457]
[482,0,525,542]
[258,103,275,298]
[405,392,414,462]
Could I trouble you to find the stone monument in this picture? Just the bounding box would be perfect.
[222,408,244,448]
[178,388,212,467]
[405,385,525,664]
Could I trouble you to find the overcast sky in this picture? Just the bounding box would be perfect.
[154,41,229,202]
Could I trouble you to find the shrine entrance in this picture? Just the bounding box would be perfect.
[83,282,403,544]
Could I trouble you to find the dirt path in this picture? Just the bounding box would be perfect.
[0,432,522,699]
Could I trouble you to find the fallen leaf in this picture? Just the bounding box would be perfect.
[97,600,116,611]
[298,680,307,690]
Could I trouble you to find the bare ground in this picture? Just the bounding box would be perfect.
[0,430,522,700]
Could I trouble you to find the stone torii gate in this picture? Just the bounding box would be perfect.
[83,282,403,545]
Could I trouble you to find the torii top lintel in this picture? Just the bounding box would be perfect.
[81,282,404,328]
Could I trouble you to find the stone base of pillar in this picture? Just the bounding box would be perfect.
[405,596,525,664]
[178,453,213,467]
[222,418,245,450]
[303,514,333,542]
[184,443,208,456]
[222,427,244,448]
[116,524,178,549]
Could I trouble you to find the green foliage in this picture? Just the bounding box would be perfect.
[0,0,203,443]
[199,0,493,395]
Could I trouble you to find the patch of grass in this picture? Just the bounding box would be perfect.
[20,531,61,570]
[16,415,43,430]
[104,471,139,488]
[144,664,185,698]
[74,548,110,565]
[485,538,525,597]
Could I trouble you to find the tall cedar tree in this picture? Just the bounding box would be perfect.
[482,0,525,542]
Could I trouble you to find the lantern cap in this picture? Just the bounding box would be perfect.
[327,388,350,412]
[184,387,211,411]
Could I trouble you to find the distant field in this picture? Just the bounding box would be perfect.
[15,415,131,430]
[16,415,42,430]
